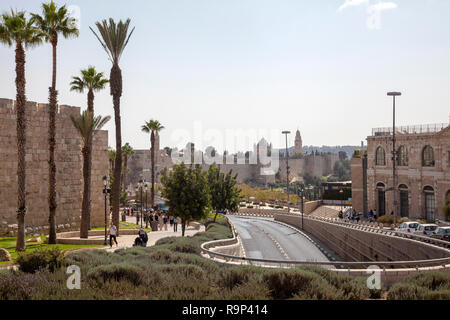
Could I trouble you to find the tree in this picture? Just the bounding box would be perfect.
[70,111,110,238]
[70,66,109,113]
[108,149,116,172]
[70,66,108,229]
[91,18,134,235]
[32,1,79,244]
[0,10,43,251]
[121,143,135,192]
[142,120,165,207]
[207,166,241,222]
[161,164,210,236]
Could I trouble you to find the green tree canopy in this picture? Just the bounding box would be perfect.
[207,166,241,222]
[161,163,210,236]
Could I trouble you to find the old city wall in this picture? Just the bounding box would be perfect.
[0,98,109,236]
[275,214,450,262]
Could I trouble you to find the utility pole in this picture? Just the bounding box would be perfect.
[282,131,291,213]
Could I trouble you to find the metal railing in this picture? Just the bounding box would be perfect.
[372,123,448,137]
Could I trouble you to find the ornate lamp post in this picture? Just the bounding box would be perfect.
[298,187,304,230]
[144,182,148,228]
[388,91,401,226]
[102,176,111,246]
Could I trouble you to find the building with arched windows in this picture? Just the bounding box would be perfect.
[352,123,450,222]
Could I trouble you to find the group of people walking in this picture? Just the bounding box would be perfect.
[338,208,378,222]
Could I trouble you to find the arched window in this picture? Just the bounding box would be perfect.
[375,147,386,166]
[423,186,435,221]
[422,146,435,167]
[397,146,408,167]
[376,182,386,216]
[399,184,409,217]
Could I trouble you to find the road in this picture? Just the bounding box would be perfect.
[228,216,331,267]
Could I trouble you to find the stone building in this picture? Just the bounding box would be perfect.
[352,123,450,222]
[294,129,302,155]
[0,98,109,237]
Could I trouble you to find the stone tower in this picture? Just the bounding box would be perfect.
[294,129,302,155]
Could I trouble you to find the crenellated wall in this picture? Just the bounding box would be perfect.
[0,98,109,237]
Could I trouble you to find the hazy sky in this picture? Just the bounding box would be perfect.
[0,0,449,153]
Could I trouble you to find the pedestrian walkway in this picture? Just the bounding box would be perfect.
[103,224,205,253]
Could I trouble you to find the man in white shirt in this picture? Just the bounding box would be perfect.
[108,222,118,248]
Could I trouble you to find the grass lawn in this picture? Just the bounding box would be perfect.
[91,221,152,233]
[0,236,103,267]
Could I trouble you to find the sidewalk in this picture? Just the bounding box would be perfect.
[103,224,205,253]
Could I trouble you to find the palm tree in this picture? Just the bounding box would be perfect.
[70,66,108,229]
[121,143,135,193]
[108,149,116,173]
[0,10,42,251]
[142,120,165,207]
[31,1,79,244]
[70,66,109,112]
[70,111,110,238]
[90,18,134,234]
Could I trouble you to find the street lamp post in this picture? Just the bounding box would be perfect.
[388,92,401,226]
[300,187,304,230]
[144,182,148,228]
[339,189,344,213]
[102,176,111,246]
[282,131,291,213]
[139,179,144,228]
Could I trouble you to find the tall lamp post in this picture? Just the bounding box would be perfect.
[102,176,111,246]
[282,131,291,213]
[388,91,401,226]
[144,182,148,228]
[299,187,304,230]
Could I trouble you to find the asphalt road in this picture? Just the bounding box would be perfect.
[228,216,331,267]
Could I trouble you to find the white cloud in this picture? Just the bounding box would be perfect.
[338,0,370,12]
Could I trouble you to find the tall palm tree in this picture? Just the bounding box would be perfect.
[70,111,110,238]
[142,120,165,207]
[70,66,109,113]
[90,18,134,234]
[108,149,116,173]
[31,1,79,244]
[70,66,108,229]
[121,143,135,193]
[0,10,42,251]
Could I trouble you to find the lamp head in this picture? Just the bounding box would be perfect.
[387,92,402,97]
[102,176,107,186]
[282,131,291,135]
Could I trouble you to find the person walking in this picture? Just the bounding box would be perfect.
[169,215,174,227]
[173,217,178,232]
[163,215,168,231]
[108,222,118,248]
[373,209,377,221]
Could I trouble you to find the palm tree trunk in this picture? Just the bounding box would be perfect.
[87,89,94,112]
[80,145,91,238]
[86,90,94,230]
[48,36,58,244]
[15,42,27,252]
[110,63,122,234]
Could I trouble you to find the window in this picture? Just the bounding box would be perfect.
[399,184,409,217]
[377,183,386,216]
[424,186,435,222]
[375,147,386,166]
[397,146,408,167]
[422,145,435,167]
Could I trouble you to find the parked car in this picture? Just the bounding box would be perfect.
[430,227,450,241]
[414,224,439,236]
[397,221,420,233]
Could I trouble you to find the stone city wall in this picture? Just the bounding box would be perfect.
[0,98,109,237]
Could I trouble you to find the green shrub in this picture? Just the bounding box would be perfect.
[87,263,145,286]
[387,272,450,300]
[16,247,66,273]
